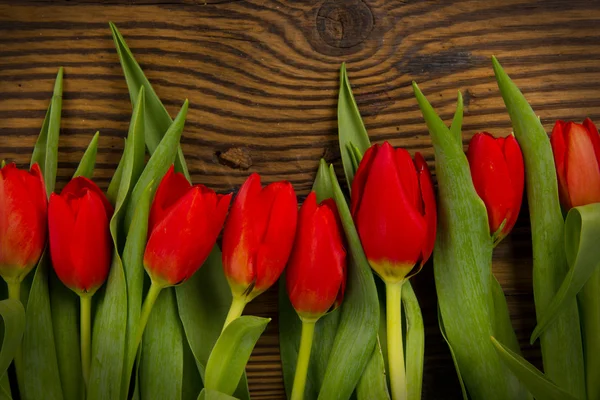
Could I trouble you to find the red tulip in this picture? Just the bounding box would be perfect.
[0,163,47,283]
[48,177,113,295]
[550,118,600,209]
[222,173,297,300]
[467,132,524,241]
[286,192,346,320]
[144,166,231,287]
[351,142,436,283]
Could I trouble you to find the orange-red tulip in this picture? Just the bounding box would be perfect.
[550,118,600,209]
[0,163,47,283]
[48,177,113,295]
[467,132,524,241]
[144,166,231,286]
[286,192,346,320]
[222,173,297,300]
[351,142,436,283]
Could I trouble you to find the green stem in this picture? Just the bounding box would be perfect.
[125,281,163,381]
[80,295,92,389]
[290,319,316,400]
[387,281,407,400]
[579,268,600,400]
[7,281,24,396]
[222,296,247,332]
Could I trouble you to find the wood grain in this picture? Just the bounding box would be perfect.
[1,0,599,398]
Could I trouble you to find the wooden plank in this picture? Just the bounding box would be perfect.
[1,0,598,398]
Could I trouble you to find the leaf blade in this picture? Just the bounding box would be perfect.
[204,316,269,396]
[73,131,100,179]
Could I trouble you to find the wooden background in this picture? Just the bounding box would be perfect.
[1,0,598,398]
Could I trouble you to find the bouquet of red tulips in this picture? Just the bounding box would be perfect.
[2,22,600,400]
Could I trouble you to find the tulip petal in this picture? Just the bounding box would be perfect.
[70,190,112,293]
[286,193,346,318]
[29,163,48,219]
[48,193,76,287]
[582,118,600,170]
[145,187,219,286]
[415,152,437,265]
[253,182,297,295]
[61,176,114,217]
[350,143,378,217]
[395,147,421,214]
[467,132,514,233]
[551,121,570,208]
[355,142,426,269]
[565,122,600,207]
[149,166,191,233]
[502,135,525,235]
[0,164,47,271]
[222,174,263,292]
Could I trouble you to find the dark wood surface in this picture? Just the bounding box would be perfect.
[1,0,599,398]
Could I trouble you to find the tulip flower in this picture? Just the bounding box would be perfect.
[351,142,436,283]
[467,132,524,243]
[48,177,113,295]
[286,192,346,400]
[143,166,231,287]
[48,176,113,387]
[0,163,47,290]
[221,173,297,329]
[350,141,436,400]
[550,118,600,209]
[131,166,231,380]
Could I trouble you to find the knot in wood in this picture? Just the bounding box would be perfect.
[317,0,373,49]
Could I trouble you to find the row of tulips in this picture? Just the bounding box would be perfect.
[1,23,599,400]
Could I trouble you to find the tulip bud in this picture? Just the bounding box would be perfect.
[286,192,346,321]
[550,118,600,209]
[48,177,113,295]
[351,142,436,284]
[222,173,297,301]
[0,163,47,283]
[144,166,231,287]
[467,132,524,242]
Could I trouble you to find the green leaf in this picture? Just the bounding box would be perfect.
[531,203,600,341]
[182,331,204,400]
[403,282,424,400]
[107,140,126,206]
[316,165,380,400]
[175,247,251,400]
[197,388,237,400]
[49,270,83,400]
[0,373,12,400]
[0,299,25,379]
[109,22,190,182]
[449,92,464,146]
[413,82,527,399]
[123,99,188,235]
[73,131,99,179]
[204,316,269,396]
[491,276,521,354]
[31,67,63,197]
[21,70,65,399]
[88,87,147,400]
[140,288,183,400]
[21,253,64,400]
[492,57,586,398]
[120,181,154,397]
[491,337,578,400]
[438,309,467,400]
[355,338,389,400]
[338,63,371,187]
